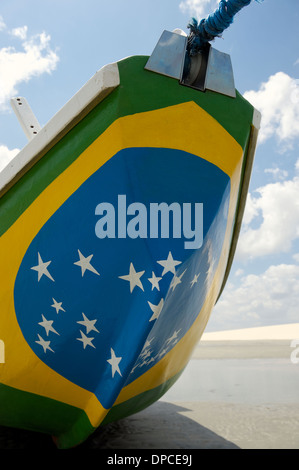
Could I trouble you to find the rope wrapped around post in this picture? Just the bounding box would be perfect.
[187,0,256,56]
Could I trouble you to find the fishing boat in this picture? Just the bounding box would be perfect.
[0,3,260,449]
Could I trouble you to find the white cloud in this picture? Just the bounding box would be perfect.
[11,26,28,41]
[0,144,19,172]
[244,72,299,146]
[0,16,6,31]
[264,167,288,181]
[211,263,299,329]
[235,268,244,276]
[241,192,259,226]
[236,171,299,260]
[179,0,219,18]
[0,24,59,111]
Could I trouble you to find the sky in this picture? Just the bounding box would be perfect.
[0,0,298,332]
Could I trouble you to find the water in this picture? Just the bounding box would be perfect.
[163,358,299,404]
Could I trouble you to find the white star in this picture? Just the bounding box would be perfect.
[107,348,122,378]
[141,337,154,351]
[158,348,168,358]
[31,252,54,282]
[190,273,200,287]
[76,330,96,349]
[51,298,65,314]
[38,315,59,336]
[166,329,181,345]
[130,364,139,375]
[35,334,54,353]
[140,348,151,359]
[170,269,186,291]
[74,250,100,277]
[77,313,99,334]
[157,251,181,276]
[119,262,145,293]
[148,271,162,291]
[139,359,149,369]
[148,298,164,321]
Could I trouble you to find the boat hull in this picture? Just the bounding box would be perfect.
[0,55,259,448]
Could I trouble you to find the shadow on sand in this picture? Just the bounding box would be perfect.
[0,401,239,449]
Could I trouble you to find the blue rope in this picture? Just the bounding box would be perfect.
[187,0,258,56]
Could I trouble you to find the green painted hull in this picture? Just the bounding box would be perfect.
[0,56,259,448]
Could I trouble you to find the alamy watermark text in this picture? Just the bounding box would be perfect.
[290,339,299,364]
[95,195,203,250]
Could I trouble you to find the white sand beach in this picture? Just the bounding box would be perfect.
[81,401,299,450]
[87,323,299,450]
[201,323,299,341]
[191,323,299,360]
[0,323,298,449]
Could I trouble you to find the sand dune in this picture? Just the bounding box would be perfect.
[201,323,299,341]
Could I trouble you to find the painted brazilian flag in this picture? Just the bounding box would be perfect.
[0,55,258,448]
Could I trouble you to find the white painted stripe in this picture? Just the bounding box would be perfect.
[252,107,261,130]
[0,62,120,194]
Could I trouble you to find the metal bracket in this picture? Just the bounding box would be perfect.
[144,30,188,80]
[181,45,236,98]
[145,30,236,98]
[10,97,41,140]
